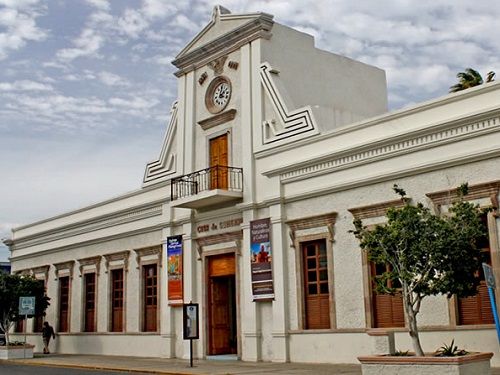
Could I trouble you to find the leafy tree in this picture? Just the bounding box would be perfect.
[449,68,496,93]
[0,273,50,346]
[351,184,490,356]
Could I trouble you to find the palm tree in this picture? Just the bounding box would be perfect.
[449,68,496,93]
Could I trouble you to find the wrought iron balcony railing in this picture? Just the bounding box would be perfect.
[171,165,243,202]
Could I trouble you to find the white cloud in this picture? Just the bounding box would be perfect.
[98,71,130,86]
[56,28,104,62]
[85,0,110,11]
[117,8,149,38]
[0,0,39,9]
[149,54,172,66]
[0,80,53,91]
[109,96,159,109]
[0,4,47,59]
[142,0,176,19]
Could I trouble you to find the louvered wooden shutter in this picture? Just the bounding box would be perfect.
[370,263,405,328]
[458,282,494,325]
[458,214,494,325]
[373,293,405,328]
[303,240,330,329]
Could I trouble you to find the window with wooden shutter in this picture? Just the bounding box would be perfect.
[58,276,70,332]
[370,263,405,328]
[33,279,46,332]
[111,268,124,332]
[458,215,494,325]
[302,240,330,329]
[84,273,96,332]
[143,264,158,332]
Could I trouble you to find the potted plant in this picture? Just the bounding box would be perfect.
[0,273,50,358]
[352,184,494,374]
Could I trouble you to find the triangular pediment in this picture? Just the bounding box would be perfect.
[172,6,273,75]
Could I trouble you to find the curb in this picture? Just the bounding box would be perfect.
[3,359,211,375]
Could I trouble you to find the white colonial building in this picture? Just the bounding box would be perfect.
[7,6,500,365]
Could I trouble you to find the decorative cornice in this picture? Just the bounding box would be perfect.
[259,62,318,145]
[77,256,102,277]
[278,148,500,206]
[32,265,50,280]
[173,15,273,76]
[104,250,130,273]
[426,180,500,215]
[196,231,243,259]
[286,212,337,246]
[348,199,407,220]
[197,109,236,130]
[134,246,162,269]
[195,231,243,247]
[143,101,178,186]
[10,224,164,262]
[54,260,75,279]
[12,201,164,251]
[267,113,500,183]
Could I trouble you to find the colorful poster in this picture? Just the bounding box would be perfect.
[167,235,183,303]
[250,218,274,300]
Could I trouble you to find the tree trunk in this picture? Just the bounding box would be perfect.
[402,286,425,356]
[1,319,11,346]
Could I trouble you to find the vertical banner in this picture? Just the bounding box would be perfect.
[167,235,183,303]
[250,218,274,300]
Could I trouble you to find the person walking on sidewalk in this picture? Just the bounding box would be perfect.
[42,321,56,354]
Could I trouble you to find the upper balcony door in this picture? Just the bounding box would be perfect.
[210,134,228,190]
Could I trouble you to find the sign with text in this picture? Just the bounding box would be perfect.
[19,296,35,315]
[167,235,183,303]
[183,303,199,340]
[250,218,274,300]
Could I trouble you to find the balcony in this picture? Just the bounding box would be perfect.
[170,165,243,209]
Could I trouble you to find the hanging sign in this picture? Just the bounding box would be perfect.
[19,296,35,315]
[167,235,183,303]
[250,218,274,300]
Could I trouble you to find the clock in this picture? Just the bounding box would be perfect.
[205,76,232,114]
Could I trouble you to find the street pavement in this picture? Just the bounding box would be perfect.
[3,353,500,375]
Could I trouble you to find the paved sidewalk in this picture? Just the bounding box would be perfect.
[7,353,500,375]
[6,353,362,375]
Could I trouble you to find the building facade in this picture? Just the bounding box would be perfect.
[7,6,500,365]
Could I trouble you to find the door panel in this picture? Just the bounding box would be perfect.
[207,254,237,355]
[209,134,228,190]
[209,278,231,354]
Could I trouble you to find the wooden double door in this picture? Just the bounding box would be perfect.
[207,253,237,355]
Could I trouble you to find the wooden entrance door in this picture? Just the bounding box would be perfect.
[209,134,228,190]
[208,253,237,355]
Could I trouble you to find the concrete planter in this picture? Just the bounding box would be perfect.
[358,352,493,375]
[0,344,35,359]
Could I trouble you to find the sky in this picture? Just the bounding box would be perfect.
[0,0,499,262]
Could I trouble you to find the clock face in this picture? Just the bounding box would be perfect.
[205,77,231,114]
[213,82,230,108]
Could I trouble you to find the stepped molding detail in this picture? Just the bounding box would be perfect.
[260,62,318,145]
[143,101,178,186]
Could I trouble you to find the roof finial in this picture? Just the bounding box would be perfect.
[212,5,231,21]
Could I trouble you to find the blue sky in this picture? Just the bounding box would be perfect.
[1,0,499,262]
